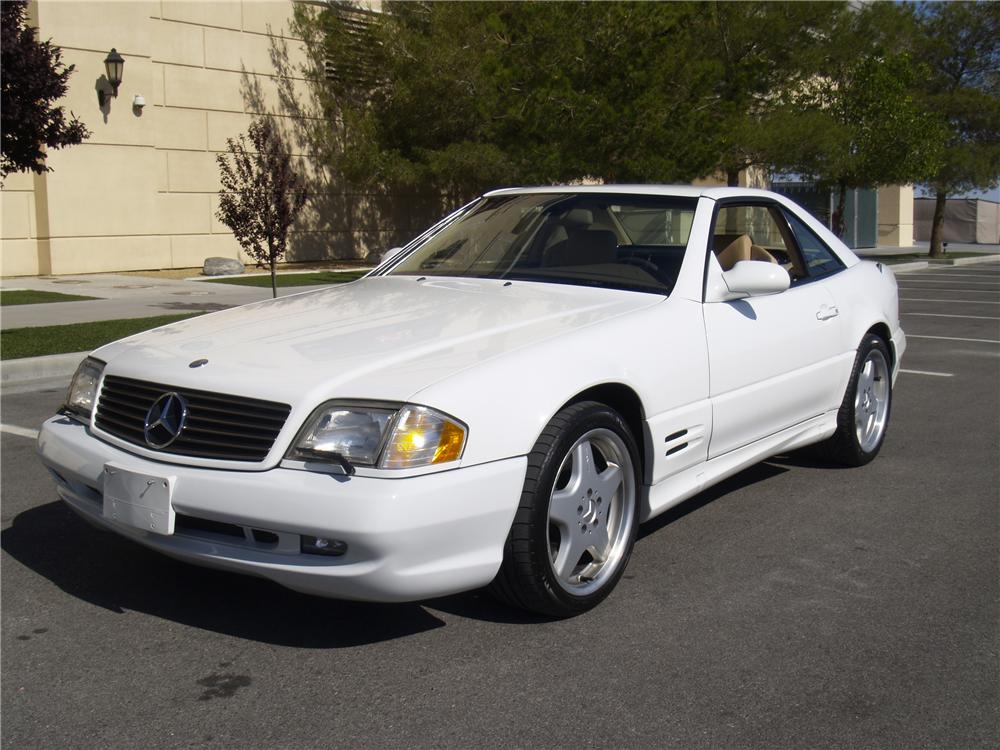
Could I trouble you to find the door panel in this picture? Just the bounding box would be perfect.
[704,283,846,457]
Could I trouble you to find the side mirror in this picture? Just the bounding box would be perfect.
[380,246,405,265]
[721,260,790,299]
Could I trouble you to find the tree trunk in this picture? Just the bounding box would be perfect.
[832,180,848,240]
[270,256,278,298]
[929,189,948,258]
[726,167,740,187]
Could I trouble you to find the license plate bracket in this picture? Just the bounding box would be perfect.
[102,463,176,535]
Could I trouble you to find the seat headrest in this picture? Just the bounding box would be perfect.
[562,208,594,226]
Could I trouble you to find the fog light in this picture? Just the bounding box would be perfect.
[301,535,348,556]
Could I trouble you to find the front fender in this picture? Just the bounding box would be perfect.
[409,296,711,470]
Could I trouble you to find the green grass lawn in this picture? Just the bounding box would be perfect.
[1,289,101,306]
[204,270,370,287]
[1,313,203,360]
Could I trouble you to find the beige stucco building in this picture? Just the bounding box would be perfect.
[1,0,392,277]
[1,0,914,278]
[877,185,915,247]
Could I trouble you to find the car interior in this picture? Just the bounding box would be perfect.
[399,195,842,295]
[711,204,810,282]
[519,203,692,293]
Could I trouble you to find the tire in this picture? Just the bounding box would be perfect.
[821,334,893,467]
[489,401,640,617]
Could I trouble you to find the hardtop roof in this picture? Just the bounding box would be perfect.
[483,185,779,201]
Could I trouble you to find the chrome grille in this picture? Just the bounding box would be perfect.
[95,375,291,462]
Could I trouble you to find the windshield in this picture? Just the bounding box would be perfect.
[385,193,697,295]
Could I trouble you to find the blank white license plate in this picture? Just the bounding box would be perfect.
[102,463,176,535]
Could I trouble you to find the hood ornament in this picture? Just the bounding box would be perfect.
[189,358,208,368]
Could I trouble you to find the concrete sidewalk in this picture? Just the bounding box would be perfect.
[0,273,335,330]
[855,241,1000,257]
[854,242,1000,272]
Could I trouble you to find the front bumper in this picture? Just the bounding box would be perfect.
[37,416,526,602]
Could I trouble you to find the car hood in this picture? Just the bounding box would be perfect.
[96,276,662,406]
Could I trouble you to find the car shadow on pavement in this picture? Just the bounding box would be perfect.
[3,462,806,638]
[636,461,788,541]
[1,500,451,648]
[766,450,853,470]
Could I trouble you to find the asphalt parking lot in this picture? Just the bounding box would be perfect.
[2,261,997,749]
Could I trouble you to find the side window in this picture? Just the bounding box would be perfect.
[783,211,843,277]
[712,205,793,270]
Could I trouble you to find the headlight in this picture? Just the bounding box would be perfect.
[289,404,397,466]
[64,357,105,419]
[288,403,467,470]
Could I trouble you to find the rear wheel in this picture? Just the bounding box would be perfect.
[822,335,892,466]
[490,401,639,617]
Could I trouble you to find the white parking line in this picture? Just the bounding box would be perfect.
[899,369,954,377]
[0,424,39,440]
[907,334,1000,344]
[900,298,1000,304]
[894,279,1000,285]
[896,273,1000,280]
[911,268,1000,273]
[904,312,1000,320]
[897,287,1000,294]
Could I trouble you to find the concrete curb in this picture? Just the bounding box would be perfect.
[1,351,88,386]
[929,254,1000,266]
[877,255,1000,273]
[884,261,929,272]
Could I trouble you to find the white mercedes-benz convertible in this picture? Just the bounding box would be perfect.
[38,186,904,617]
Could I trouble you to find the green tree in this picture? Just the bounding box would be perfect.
[216,118,307,298]
[783,48,944,238]
[295,1,724,200]
[692,1,849,186]
[913,1,1000,257]
[0,0,88,179]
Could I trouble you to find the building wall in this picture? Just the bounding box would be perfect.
[877,185,914,247]
[1,0,390,277]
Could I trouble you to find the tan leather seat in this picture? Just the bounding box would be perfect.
[546,229,618,266]
[716,234,751,270]
[750,244,778,264]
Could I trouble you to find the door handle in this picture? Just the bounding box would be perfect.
[816,305,839,321]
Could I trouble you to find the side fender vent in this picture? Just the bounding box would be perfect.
[664,428,694,458]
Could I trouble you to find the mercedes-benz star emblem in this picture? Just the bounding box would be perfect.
[144,392,188,449]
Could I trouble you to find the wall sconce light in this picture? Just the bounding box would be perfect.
[98,48,125,107]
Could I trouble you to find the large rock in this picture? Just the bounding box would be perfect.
[202,257,244,276]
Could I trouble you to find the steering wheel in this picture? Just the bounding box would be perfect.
[619,256,660,275]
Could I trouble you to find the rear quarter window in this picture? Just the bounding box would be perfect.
[783,210,844,277]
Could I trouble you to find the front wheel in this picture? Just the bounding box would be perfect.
[489,401,640,617]
[822,334,893,466]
